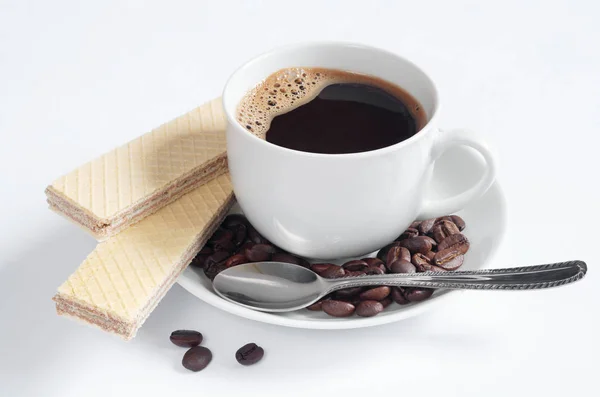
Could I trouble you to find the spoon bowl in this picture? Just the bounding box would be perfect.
[213,262,324,311]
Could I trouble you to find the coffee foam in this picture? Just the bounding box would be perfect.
[237,67,427,140]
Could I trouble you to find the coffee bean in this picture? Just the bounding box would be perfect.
[182,346,212,372]
[362,258,385,267]
[364,266,385,275]
[409,220,421,229]
[418,218,437,235]
[344,270,365,277]
[248,225,269,244]
[356,300,384,317]
[322,300,356,317]
[389,259,416,274]
[380,296,393,308]
[391,287,410,304]
[209,227,233,242]
[386,245,404,267]
[438,233,470,252]
[420,235,437,247]
[342,260,369,272]
[359,286,391,301]
[235,343,264,366]
[271,252,308,268]
[211,239,236,253]
[376,242,401,261]
[450,215,466,231]
[191,246,213,268]
[404,288,434,302]
[320,264,346,279]
[411,253,432,270]
[244,243,276,262]
[437,254,464,270]
[335,287,364,300]
[397,227,419,240]
[311,263,333,275]
[204,250,231,269]
[432,220,460,244]
[230,224,247,247]
[435,234,470,265]
[223,214,248,229]
[307,300,324,311]
[170,330,203,347]
[224,254,249,268]
[204,262,227,280]
[398,236,433,254]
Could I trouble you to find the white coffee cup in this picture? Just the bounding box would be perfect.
[222,42,495,259]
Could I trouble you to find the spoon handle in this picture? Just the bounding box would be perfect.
[325,260,587,292]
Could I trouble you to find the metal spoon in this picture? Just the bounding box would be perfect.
[212,260,587,312]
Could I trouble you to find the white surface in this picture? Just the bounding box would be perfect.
[0,1,597,396]
[179,146,507,327]
[223,42,496,258]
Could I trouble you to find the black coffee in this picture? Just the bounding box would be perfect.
[237,68,427,154]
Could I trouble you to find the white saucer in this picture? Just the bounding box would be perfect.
[177,146,507,329]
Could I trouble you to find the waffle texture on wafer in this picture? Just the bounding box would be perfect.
[53,174,234,340]
[45,98,228,240]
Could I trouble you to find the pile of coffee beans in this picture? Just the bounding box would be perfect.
[170,329,264,371]
[192,214,469,318]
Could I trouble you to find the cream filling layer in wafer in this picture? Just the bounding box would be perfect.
[53,174,234,340]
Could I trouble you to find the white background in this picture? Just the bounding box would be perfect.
[1,0,598,396]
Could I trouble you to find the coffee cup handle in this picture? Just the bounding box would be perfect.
[417,128,496,219]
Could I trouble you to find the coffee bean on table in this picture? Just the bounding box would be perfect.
[398,236,433,254]
[322,300,356,317]
[342,260,369,272]
[244,243,276,262]
[436,254,464,270]
[404,288,434,302]
[450,215,466,231]
[170,330,203,347]
[359,286,391,301]
[356,300,384,317]
[236,343,265,366]
[391,287,410,304]
[182,346,213,372]
[320,264,346,279]
[389,259,416,274]
[418,217,437,235]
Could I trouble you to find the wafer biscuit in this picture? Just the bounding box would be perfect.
[53,174,234,340]
[46,98,228,240]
